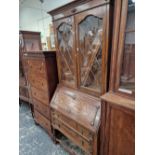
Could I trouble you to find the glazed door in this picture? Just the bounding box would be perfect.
[54,16,77,88]
[115,0,135,98]
[75,5,107,96]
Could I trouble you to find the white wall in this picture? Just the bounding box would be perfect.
[19,0,73,45]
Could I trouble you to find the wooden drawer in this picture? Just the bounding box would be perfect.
[19,86,29,98]
[77,124,93,141]
[29,74,48,92]
[34,110,51,135]
[34,99,50,119]
[53,119,92,154]
[31,87,49,105]
[52,110,77,130]
[27,59,46,77]
[51,110,93,141]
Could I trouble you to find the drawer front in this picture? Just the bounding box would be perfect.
[51,110,93,141]
[52,110,77,130]
[34,99,50,119]
[34,110,51,134]
[53,119,92,154]
[29,74,48,92]
[77,124,93,141]
[27,59,46,77]
[31,87,49,105]
[19,86,29,98]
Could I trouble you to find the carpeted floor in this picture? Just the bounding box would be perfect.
[19,102,69,155]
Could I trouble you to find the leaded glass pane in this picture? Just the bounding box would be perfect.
[78,15,103,92]
[57,22,75,84]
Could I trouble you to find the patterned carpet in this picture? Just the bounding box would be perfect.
[19,102,69,155]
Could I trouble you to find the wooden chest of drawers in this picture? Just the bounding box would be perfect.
[50,85,101,155]
[19,31,42,105]
[23,51,58,136]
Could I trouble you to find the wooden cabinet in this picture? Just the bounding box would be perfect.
[23,51,58,136]
[48,0,113,154]
[19,31,42,104]
[100,0,135,155]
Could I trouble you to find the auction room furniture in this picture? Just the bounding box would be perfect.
[100,0,135,155]
[48,0,113,154]
[19,31,42,105]
[23,51,58,136]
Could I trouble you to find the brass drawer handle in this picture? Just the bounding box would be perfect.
[71,8,77,13]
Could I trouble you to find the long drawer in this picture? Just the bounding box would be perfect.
[34,99,50,119]
[28,74,48,92]
[31,87,49,105]
[34,110,51,135]
[51,110,93,142]
[27,59,46,78]
[52,118,92,154]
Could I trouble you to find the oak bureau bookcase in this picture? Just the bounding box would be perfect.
[48,0,113,154]
[100,0,135,155]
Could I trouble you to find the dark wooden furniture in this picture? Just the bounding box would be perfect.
[48,0,113,154]
[23,51,58,136]
[100,0,135,155]
[19,31,42,104]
